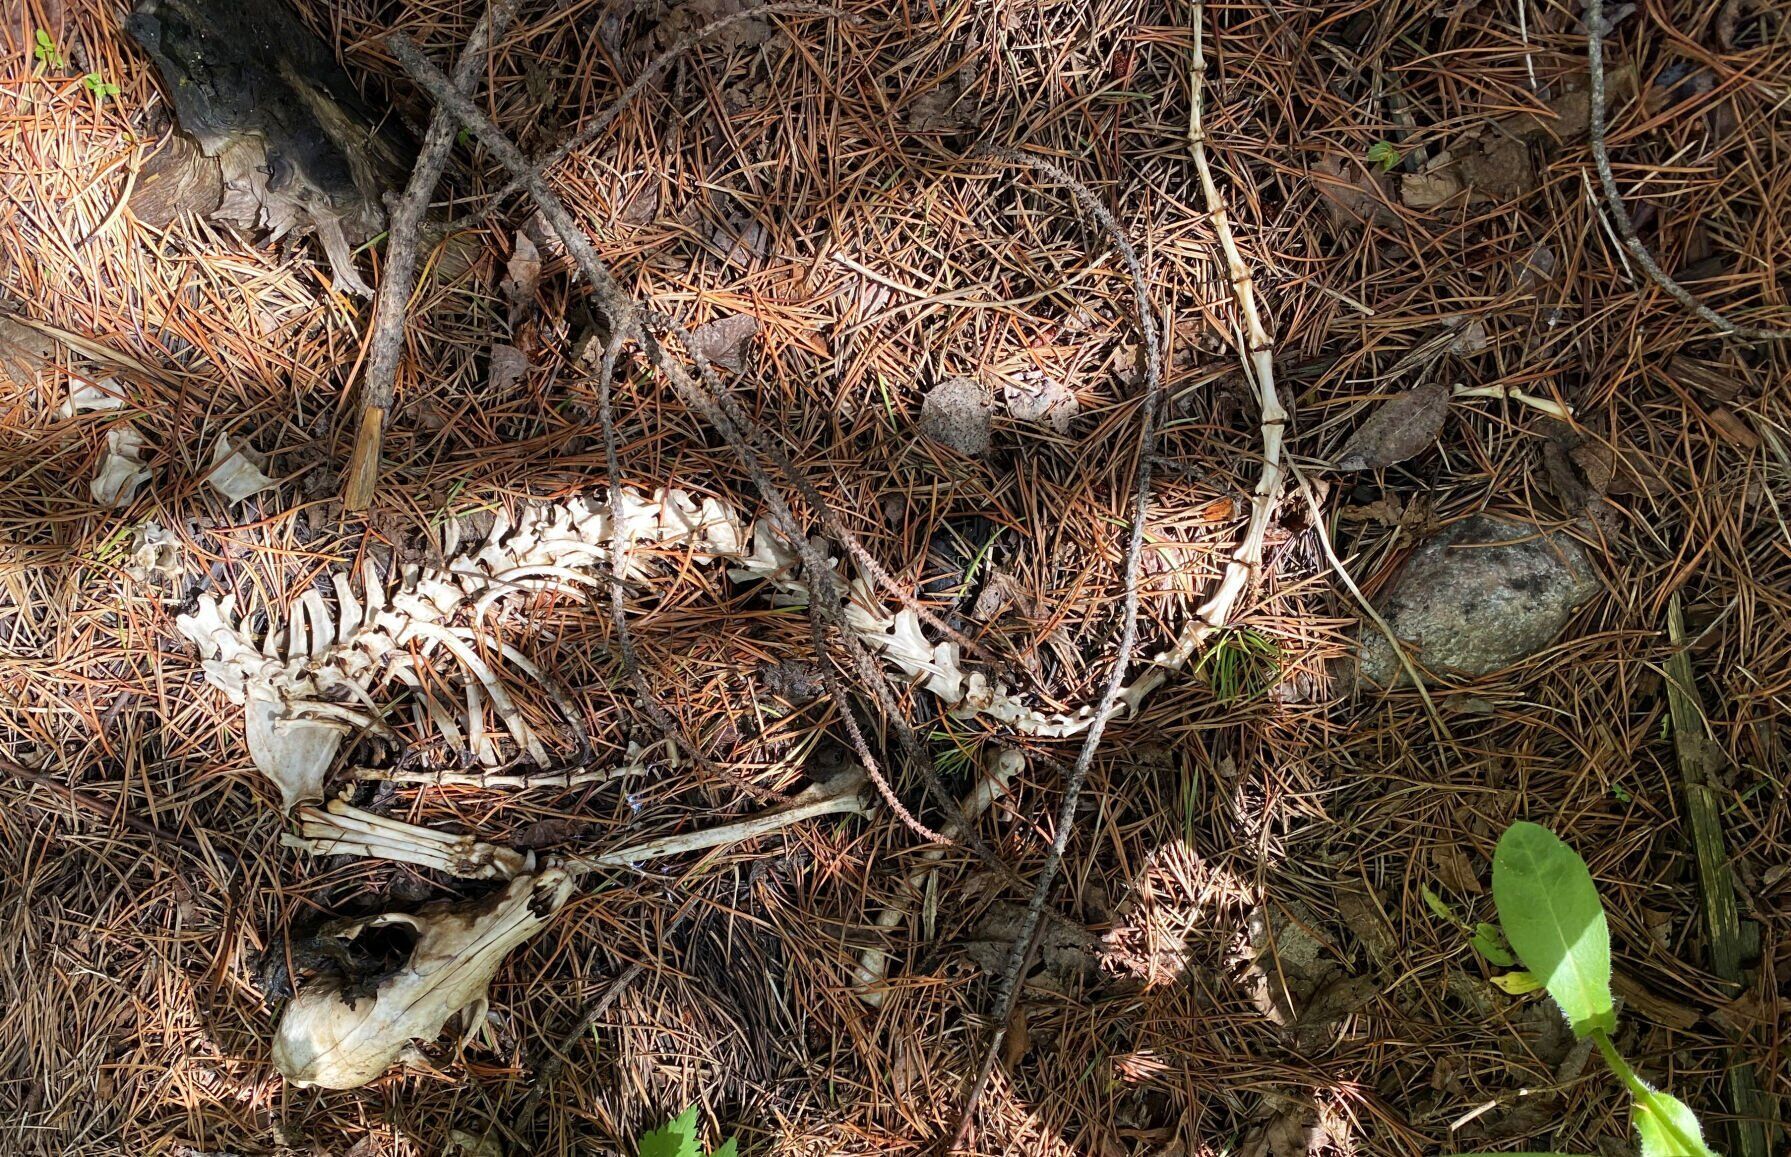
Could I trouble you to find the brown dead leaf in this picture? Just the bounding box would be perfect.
[1312,155,1398,227]
[500,231,540,328]
[488,343,528,393]
[1238,1105,1322,1157]
[1401,168,1466,208]
[687,314,759,373]
[512,817,593,848]
[1334,381,1450,470]
[1294,974,1380,1050]
[1339,494,1405,527]
[1431,845,1482,896]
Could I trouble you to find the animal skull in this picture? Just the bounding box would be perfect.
[272,868,573,1088]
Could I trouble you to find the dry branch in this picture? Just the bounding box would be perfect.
[343,0,522,511]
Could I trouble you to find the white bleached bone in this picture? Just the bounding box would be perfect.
[852,749,1023,1005]
[205,434,277,502]
[63,374,127,415]
[92,424,151,507]
[185,480,1193,804]
[283,796,529,880]
[566,766,872,871]
[272,868,573,1088]
[176,489,744,805]
[274,770,874,1091]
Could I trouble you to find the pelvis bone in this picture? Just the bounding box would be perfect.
[272,868,573,1089]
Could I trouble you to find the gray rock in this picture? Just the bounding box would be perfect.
[1359,515,1599,684]
[919,377,992,457]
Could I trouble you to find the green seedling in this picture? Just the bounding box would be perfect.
[1193,627,1280,703]
[1458,821,1719,1156]
[636,1105,738,1157]
[1419,883,1517,968]
[1365,140,1401,172]
[82,71,120,99]
[34,28,65,69]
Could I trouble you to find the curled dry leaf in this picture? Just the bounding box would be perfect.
[499,231,540,327]
[488,343,529,393]
[1333,381,1450,471]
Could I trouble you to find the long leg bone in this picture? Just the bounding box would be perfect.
[565,766,872,872]
[283,796,529,880]
[852,750,1023,1006]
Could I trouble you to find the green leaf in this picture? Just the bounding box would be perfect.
[1420,884,1459,925]
[710,1139,739,1157]
[1471,922,1517,966]
[1490,970,1544,995]
[1610,781,1632,802]
[1633,1088,1718,1157]
[1491,822,1617,1037]
[34,28,65,69]
[82,72,120,99]
[1366,140,1401,172]
[637,1105,702,1157]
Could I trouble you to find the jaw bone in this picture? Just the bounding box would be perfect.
[272,868,574,1089]
[273,768,870,1089]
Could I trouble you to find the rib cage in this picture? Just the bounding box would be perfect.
[178,483,1143,810]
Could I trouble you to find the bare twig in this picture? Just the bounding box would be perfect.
[948,146,1166,1149]
[343,0,522,511]
[1585,0,1790,342]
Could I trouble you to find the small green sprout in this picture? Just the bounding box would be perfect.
[1193,627,1280,703]
[1457,821,1720,1157]
[82,72,120,100]
[636,1105,737,1157]
[1418,883,1516,967]
[1365,140,1401,172]
[34,28,65,70]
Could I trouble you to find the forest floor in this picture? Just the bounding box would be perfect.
[1,0,1788,1154]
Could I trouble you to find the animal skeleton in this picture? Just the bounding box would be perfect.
[179,485,1177,810]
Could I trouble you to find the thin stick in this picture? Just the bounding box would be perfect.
[1285,461,1450,738]
[342,0,522,511]
[949,145,1165,1148]
[1585,0,1790,343]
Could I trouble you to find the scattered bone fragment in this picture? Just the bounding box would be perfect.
[92,425,151,507]
[62,374,127,415]
[205,435,277,501]
[853,749,1023,1005]
[125,521,183,585]
[272,868,573,1088]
